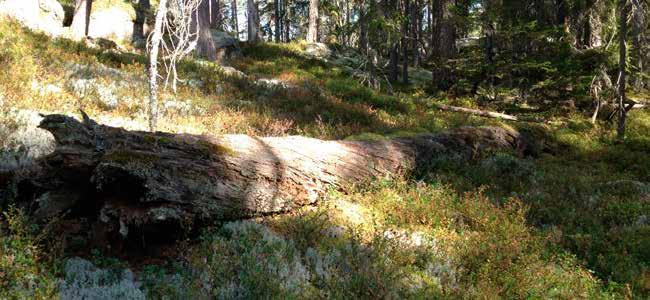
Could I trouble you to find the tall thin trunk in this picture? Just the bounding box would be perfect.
[556,0,567,28]
[411,0,419,67]
[427,0,432,58]
[359,0,368,54]
[389,43,399,82]
[346,1,351,46]
[617,0,629,139]
[275,0,281,42]
[247,0,260,42]
[231,0,239,38]
[284,0,290,41]
[148,0,168,132]
[307,0,319,42]
[402,0,410,84]
[71,0,93,39]
[631,0,645,90]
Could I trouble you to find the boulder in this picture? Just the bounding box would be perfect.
[256,78,296,90]
[87,4,135,42]
[333,56,361,68]
[219,66,247,78]
[0,0,65,36]
[304,42,332,60]
[0,108,56,171]
[211,30,242,63]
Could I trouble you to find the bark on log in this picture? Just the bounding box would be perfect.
[18,114,529,243]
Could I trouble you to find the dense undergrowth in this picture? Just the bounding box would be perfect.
[1,18,649,298]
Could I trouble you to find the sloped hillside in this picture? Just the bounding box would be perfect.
[1,14,649,299]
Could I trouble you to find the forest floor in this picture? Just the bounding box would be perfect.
[1,19,649,299]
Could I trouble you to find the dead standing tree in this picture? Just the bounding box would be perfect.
[148,0,205,132]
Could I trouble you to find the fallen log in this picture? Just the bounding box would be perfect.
[14,113,529,245]
[431,103,520,121]
[432,103,546,123]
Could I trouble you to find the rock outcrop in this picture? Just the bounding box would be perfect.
[304,42,332,60]
[86,3,135,42]
[0,0,65,36]
[211,30,242,64]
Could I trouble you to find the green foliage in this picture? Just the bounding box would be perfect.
[188,221,315,298]
[0,19,39,102]
[348,182,620,299]
[0,207,58,299]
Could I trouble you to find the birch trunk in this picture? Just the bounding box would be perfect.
[147,0,168,132]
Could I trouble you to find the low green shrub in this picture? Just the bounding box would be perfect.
[0,207,58,299]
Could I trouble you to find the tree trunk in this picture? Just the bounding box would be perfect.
[283,0,290,42]
[432,0,455,86]
[389,43,399,82]
[147,0,168,132]
[617,0,628,139]
[307,0,319,42]
[359,0,368,54]
[556,0,567,28]
[275,0,281,42]
[247,0,260,43]
[345,1,351,46]
[71,0,93,39]
[402,0,410,84]
[209,0,223,30]
[427,0,432,59]
[631,0,645,91]
[194,0,218,61]
[20,114,528,245]
[133,0,150,41]
[231,0,239,39]
[411,0,419,67]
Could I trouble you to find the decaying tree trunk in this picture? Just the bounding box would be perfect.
[431,103,524,122]
[16,114,528,245]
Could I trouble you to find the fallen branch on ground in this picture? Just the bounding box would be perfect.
[431,103,530,122]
